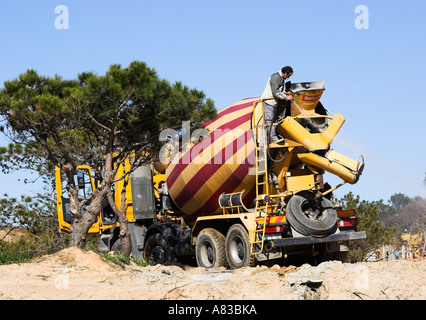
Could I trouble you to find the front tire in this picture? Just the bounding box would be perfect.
[144,233,172,265]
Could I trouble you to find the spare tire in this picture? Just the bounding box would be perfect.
[286,191,337,236]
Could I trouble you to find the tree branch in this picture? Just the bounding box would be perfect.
[87,113,112,132]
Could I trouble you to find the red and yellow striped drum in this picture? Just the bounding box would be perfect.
[165,98,259,220]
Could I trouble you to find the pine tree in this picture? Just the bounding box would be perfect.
[0,61,216,250]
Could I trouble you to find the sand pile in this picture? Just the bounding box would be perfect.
[0,247,424,300]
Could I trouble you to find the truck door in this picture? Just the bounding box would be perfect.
[55,166,101,234]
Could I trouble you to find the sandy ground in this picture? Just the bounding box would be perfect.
[0,228,28,242]
[0,247,424,300]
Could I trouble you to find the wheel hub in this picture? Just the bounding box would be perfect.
[302,200,326,221]
[230,236,245,263]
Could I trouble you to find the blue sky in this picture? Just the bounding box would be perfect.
[0,0,425,203]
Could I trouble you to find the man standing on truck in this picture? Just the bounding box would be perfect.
[261,66,294,143]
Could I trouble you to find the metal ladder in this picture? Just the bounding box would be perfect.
[250,100,271,255]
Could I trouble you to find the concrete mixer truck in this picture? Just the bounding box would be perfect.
[55,80,366,268]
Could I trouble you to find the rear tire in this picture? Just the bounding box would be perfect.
[195,228,227,268]
[225,224,253,269]
[286,191,337,236]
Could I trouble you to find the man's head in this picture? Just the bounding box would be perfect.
[281,66,293,79]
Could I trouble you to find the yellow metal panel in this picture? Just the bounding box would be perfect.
[114,161,135,222]
[55,166,70,233]
[286,174,316,192]
[291,89,325,116]
[192,212,257,244]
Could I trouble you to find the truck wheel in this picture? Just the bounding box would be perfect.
[111,238,122,252]
[286,191,337,237]
[195,228,227,268]
[226,224,253,269]
[144,233,172,265]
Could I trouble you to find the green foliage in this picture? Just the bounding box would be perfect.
[388,193,413,210]
[0,188,68,264]
[0,194,54,233]
[0,235,36,264]
[97,250,131,268]
[96,250,152,268]
[0,233,69,265]
[376,193,415,219]
[133,257,153,267]
[336,192,397,261]
[378,194,425,236]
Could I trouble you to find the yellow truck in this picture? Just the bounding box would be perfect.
[56,80,366,268]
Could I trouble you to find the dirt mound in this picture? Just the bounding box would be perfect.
[284,259,426,300]
[32,247,122,273]
[0,228,28,242]
[0,247,424,300]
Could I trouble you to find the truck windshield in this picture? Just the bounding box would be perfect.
[76,169,93,199]
[60,168,93,200]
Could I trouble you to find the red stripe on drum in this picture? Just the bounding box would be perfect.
[166,111,252,189]
[188,149,256,217]
[203,99,257,127]
[172,129,252,209]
